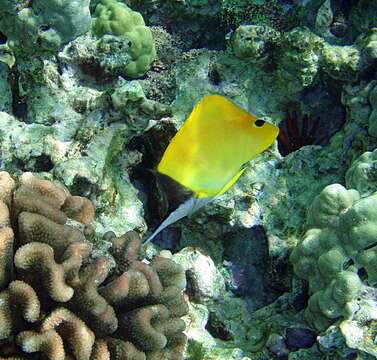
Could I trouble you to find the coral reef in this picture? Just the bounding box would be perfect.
[0,172,188,359]
[0,37,170,235]
[367,81,377,137]
[1,0,377,358]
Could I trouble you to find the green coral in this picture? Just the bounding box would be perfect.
[0,0,91,58]
[290,152,377,331]
[92,0,156,78]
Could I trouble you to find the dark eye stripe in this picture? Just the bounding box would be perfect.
[255,119,265,127]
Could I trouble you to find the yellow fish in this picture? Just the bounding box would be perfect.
[144,95,279,243]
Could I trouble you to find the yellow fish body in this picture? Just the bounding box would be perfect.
[144,94,279,243]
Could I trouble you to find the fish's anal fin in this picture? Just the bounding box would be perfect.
[143,196,214,244]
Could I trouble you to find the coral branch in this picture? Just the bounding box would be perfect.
[0,281,40,340]
[0,227,14,290]
[62,196,95,226]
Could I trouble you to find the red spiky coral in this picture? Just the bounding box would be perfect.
[277,108,321,156]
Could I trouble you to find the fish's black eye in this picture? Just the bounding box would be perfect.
[254,119,265,127]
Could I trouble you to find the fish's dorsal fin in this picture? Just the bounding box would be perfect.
[143,196,215,244]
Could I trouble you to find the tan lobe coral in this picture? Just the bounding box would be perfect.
[14,241,92,302]
[40,308,95,360]
[0,281,40,340]
[17,330,65,360]
[19,172,67,208]
[62,195,95,226]
[0,172,16,207]
[0,172,187,359]
[18,212,86,259]
[0,226,14,290]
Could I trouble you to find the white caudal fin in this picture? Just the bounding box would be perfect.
[143,196,215,244]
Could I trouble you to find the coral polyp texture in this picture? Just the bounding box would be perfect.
[0,172,188,359]
[290,151,377,331]
[92,0,156,78]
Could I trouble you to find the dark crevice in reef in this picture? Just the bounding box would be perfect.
[359,63,377,83]
[128,122,177,231]
[292,281,309,312]
[8,69,28,121]
[32,154,54,172]
[0,31,7,44]
[208,67,222,86]
[70,176,98,198]
[357,267,367,282]
[223,226,280,309]
[205,312,233,341]
[335,0,360,18]
[78,60,114,84]
[8,155,54,174]
[10,159,28,173]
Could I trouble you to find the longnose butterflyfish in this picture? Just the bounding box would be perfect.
[144,94,279,244]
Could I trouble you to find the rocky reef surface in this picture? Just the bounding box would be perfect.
[0,0,377,359]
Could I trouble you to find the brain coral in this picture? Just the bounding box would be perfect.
[92,0,156,78]
[0,0,91,57]
[290,161,377,331]
[0,172,188,359]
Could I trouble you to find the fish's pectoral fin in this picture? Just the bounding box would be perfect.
[143,196,215,244]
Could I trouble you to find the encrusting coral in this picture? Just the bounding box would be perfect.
[0,172,188,359]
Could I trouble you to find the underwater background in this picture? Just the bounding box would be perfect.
[0,0,377,359]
